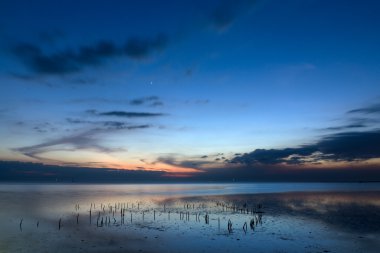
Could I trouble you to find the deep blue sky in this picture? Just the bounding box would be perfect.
[1,0,380,181]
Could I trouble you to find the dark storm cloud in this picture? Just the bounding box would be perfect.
[347,103,380,114]
[209,0,257,30]
[12,34,168,75]
[231,130,380,165]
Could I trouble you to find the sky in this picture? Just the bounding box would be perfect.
[0,0,380,182]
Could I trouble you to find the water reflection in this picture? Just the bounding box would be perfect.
[194,191,380,233]
[0,184,379,252]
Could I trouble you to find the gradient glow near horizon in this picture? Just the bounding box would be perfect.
[1,0,380,177]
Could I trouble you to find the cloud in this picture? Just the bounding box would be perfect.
[88,110,166,118]
[209,0,257,31]
[124,34,167,59]
[32,122,57,133]
[13,115,156,161]
[13,130,124,160]
[12,34,168,75]
[13,43,79,74]
[320,102,380,132]
[156,156,214,169]
[0,161,166,183]
[229,101,380,170]
[324,123,367,131]
[231,130,380,166]
[347,103,380,114]
[66,118,151,130]
[102,122,151,130]
[69,96,163,107]
[129,96,163,107]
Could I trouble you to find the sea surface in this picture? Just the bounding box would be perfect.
[0,183,379,253]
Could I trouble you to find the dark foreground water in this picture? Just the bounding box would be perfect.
[0,183,379,253]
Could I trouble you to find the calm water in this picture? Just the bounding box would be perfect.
[1,182,379,195]
[0,183,379,253]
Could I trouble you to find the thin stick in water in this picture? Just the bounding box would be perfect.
[19,218,23,231]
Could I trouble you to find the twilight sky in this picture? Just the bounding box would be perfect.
[1,0,380,181]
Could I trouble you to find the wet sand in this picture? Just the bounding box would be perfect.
[0,184,379,252]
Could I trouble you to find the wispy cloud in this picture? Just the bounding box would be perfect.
[156,155,216,169]
[32,122,58,133]
[66,118,151,130]
[99,111,165,117]
[87,109,166,118]
[13,130,124,160]
[347,103,380,114]
[12,34,168,75]
[320,102,380,132]
[129,96,164,107]
[69,96,164,107]
[323,123,367,131]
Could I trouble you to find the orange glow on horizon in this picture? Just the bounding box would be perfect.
[54,160,203,174]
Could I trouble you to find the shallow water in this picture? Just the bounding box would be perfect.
[0,183,379,252]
